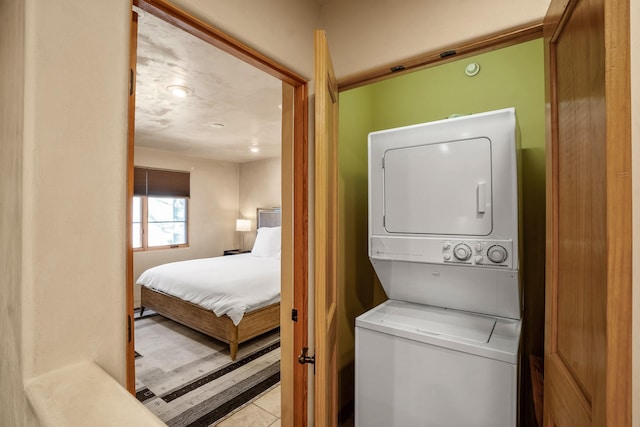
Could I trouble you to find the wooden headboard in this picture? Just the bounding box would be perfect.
[257,207,281,228]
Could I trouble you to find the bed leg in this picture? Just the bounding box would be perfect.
[139,306,145,317]
[230,342,238,361]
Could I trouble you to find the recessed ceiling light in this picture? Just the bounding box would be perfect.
[210,123,224,128]
[250,146,260,153]
[167,85,192,98]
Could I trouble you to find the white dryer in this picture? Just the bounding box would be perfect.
[356,108,522,426]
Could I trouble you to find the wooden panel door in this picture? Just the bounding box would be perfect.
[543,0,631,425]
[314,29,339,427]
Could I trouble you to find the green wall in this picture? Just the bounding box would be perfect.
[337,38,546,426]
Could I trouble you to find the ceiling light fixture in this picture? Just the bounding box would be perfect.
[250,146,260,153]
[210,123,224,128]
[166,85,192,98]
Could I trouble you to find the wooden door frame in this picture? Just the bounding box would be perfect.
[126,2,309,425]
[125,7,138,394]
[337,22,543,91]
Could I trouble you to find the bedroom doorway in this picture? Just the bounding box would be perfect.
[125,1,308,426]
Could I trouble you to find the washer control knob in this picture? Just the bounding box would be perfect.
[453,244,472,261]
[444,253,452,261]
[443,242,452,250]
[475,255,484,264]
[487,245,508,263]
[475,243,484,252]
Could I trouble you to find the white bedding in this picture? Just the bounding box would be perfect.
[136,253,280,326]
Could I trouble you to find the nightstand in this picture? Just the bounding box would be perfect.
[223,249,251,256]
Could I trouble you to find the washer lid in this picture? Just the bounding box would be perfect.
[380,304,496,343]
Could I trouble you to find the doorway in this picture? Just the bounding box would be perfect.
[125,1,308,426]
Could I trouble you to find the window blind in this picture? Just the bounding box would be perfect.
[133,167,190,197]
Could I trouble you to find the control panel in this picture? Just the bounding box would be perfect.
[370,236,516,270]
[442,240,511,267]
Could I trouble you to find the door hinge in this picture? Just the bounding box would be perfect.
[129,69,134,96]
[298,347,315,373]
[291,308,298,322]
[127,314,132,343]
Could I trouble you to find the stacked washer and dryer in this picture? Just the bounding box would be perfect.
[355,108,522,426]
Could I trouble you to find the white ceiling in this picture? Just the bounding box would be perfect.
[134,11,283,163]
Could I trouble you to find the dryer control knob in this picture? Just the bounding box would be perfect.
[475,243,484,252]
[475,255,484,264]
[487,245,508,263]
[443,242,452,250]
[444,253,452,261]
[453,244,471,261]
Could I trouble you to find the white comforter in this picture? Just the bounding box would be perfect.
[136,254,280,326]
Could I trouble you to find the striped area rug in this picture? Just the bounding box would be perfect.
[134,312,280,426]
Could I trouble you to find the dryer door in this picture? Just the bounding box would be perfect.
[383,137,492,236]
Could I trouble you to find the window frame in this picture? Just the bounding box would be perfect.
[133,195,190,252]
[133,166,190,251]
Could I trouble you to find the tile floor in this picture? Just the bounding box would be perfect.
[216,383,357,427]
[216,384,281,426]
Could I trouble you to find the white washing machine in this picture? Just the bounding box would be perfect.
[357,108,522,426]
[355,300,520,426]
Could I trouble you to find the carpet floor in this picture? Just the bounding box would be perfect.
[134,311,280,426]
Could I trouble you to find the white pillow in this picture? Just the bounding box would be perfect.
[251,226,281,257]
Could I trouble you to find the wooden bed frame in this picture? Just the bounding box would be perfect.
[141,287,279,360]
[139,208,282,360]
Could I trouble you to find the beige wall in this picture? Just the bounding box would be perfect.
[21,0,132,393]
[132,147,240,306]
[320,0,550,79]
[170,0,322,80]
[239,157,282,249]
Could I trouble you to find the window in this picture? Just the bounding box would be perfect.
[132,196,142,248]
[133,167,190,250]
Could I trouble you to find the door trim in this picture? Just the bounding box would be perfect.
[125,7,138,394]
[338,21,543,91]
[126,2,309,426]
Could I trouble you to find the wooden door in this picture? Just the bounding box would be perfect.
[543,0,631,425]
[314,29,339,427]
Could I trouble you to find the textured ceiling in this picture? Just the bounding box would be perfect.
[134,11,282,163]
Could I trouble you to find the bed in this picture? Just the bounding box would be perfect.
[138,208,281,360]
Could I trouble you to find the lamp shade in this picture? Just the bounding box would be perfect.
[235,219,251,232]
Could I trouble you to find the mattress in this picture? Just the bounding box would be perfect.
[136,253,280,326]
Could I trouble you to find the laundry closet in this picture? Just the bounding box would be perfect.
[357,108,521,426]
[337,39,546,426]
